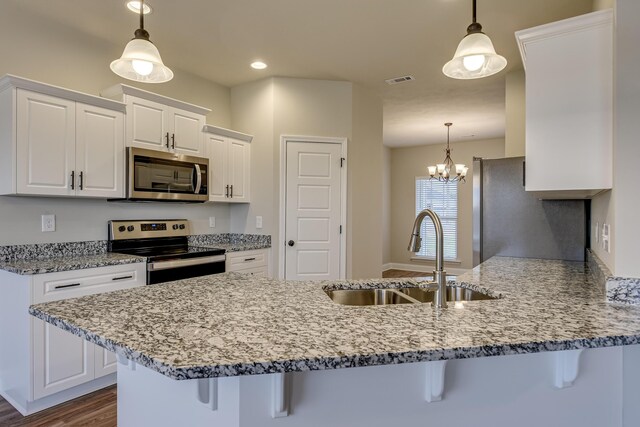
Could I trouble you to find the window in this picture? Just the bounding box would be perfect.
[415,178,458,260]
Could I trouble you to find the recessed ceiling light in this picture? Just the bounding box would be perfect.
[126,1,152,14]
[251,61,268,70]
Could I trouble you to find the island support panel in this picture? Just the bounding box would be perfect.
[118,346,624,427]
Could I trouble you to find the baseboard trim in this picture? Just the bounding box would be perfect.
[383,263,470,276]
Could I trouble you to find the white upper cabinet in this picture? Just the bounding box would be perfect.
[0,76,126,198]
[516,10,613,199]
[102,84,209,156]
[75,103,125,198]
[16,90,76,196]
[203,125,252,203]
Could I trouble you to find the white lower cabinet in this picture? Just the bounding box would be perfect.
[226,249,270,277]
[0,263,145,415]
[32,320,95,400]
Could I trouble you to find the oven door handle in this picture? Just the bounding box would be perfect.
[193,164,202,195]
[148,255,226,271]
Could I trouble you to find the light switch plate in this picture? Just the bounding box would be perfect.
[256,216,263,229]
[602,224,610,253]
[209,217,216,228]
[41,214,55,232]
[594,222,599,243]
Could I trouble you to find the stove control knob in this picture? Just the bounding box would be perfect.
[179,224,186,230]
[173,224,179,230]
[127,225,134,232]
[118,226,126,233]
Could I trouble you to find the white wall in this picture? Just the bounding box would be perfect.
[590,0,640,277]
[0,2,232,245]
[231,78,384,279]
[382,146,392,266]
[389,138,506,270]
[505,70,526,158]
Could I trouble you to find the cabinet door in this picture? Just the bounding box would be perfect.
[16,89,75,196]
[206,135,229,202]
[94,347,117,378]
[126,96,170,151]
[75,103,125,198]
[228,138,251,203]
[170,109,204,155]
[32,318,95,400]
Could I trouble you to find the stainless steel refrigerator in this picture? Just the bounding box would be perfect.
[472,157,586,266]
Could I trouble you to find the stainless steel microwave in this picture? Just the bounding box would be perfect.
[127,148,209,202]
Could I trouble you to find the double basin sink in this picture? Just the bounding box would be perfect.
[325,285,496,306]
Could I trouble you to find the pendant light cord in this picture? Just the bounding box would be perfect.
[140,0,145,30]
[472,0,476,24]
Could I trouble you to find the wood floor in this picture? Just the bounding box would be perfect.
[0,386,116,427]
[0,270,419,426]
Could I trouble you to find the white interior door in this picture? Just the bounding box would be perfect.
[285,141,343,280]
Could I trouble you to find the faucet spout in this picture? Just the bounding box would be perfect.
[408,209,447,308]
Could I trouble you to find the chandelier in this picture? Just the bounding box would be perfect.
[427,123,468,183]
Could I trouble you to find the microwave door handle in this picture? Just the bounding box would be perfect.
[193,164,202,194]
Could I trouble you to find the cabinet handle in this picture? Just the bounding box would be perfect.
[171,133,176,149]
[55,283,81,290]
[165,132,170,148]
[70,171,75,190]
[244,257,256,262]
[225,185,229,198]
[79,171,84,190]
[112,275,133,281]
[230,184,233,198]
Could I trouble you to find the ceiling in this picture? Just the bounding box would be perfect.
[15,0,593,147]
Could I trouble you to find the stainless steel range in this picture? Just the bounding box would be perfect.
[108,219,225,284]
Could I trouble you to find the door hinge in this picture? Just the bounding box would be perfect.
[340,157,345,168]
[339,225,342,234]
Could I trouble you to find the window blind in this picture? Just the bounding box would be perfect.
[415,178,458,260]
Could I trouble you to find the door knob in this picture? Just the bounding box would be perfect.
[288,240,295,247]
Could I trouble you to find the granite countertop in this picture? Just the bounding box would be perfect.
[199,242,271,253]
[29,257,640,380]
[0,252,146,275]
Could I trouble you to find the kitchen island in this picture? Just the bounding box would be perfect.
[29,257,640,426]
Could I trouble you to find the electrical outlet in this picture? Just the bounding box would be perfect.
[209,217,216,228]
[602,224,611,253]
[256,216,263,229]
[41,214,55,232]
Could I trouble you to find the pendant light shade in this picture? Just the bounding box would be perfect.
[442,0,506,80]
[110,0,173,83]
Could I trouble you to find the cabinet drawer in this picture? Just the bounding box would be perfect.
[234,266,268,277]
[32,263,145,304]
[226,250,268,271]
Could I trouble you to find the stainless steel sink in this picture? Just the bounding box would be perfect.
[397,286,497,302]
[324,289,415,306]
[325,285,496,306]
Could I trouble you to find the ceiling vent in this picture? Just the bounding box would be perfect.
[385,75,415,85]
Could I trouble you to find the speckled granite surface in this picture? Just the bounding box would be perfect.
[29,257,640,380]
[0,253,145,275]
[188,233,271,252]
[587,249,640,305]
[0,241,145,275]
[0,241,107,261]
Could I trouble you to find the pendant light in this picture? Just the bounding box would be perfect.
[427,123,468,183]
[442,0,507,80]
[110,0,173,83]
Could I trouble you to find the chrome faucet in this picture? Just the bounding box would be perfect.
[408,209,447,308]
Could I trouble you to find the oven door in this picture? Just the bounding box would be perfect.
[128,148,209,202]
[147,255,226,285]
